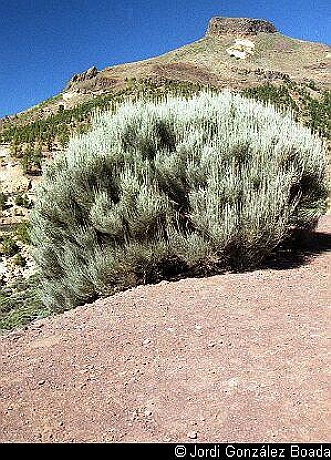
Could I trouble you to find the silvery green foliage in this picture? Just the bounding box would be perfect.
[31,91,328,311]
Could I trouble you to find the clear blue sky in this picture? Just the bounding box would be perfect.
[0,0,330,118]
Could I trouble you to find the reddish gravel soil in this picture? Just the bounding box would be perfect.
[0,217,330,443]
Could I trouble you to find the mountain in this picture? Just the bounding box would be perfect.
[59,17,330,108]
[0,16,329,124]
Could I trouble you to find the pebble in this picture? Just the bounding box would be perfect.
[143,338,151,346]
[144,410,152,417]
[187,431,198,439]
[10,334,22,341]
[38,379,45,385]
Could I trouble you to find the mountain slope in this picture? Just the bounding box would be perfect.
[62,17,330,106]
[1,16,329,123]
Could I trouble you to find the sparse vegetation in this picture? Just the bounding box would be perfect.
[13,222,32,245]
[0,273,46,331]
[1,79,330,176]
[0,234,20,257]
[243,83,331,141]
[31,91,328,311]
[0,222,38,330]
[0,191,7,211]
[0,80,206,155]
[14,193,31,208]
[12,253,27,267]
[20,143,43,175]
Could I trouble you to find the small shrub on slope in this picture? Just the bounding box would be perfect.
[31,91,328,311]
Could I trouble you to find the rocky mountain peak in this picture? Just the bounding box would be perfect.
[206,17,277,37]
[66,65,99,90]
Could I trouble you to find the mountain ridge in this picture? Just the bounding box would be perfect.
[206,16,278,36]
[62,16,330,103]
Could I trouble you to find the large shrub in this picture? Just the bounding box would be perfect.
[31,91,328,311]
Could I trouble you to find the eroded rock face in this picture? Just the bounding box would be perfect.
[66,66,99,89]
[206,17,277,37]
[226,38,256,59]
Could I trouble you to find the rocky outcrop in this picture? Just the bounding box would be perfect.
[206,17,277,37]
[234,67,291,81]
[226,38,256,59]
[66,66,99,89]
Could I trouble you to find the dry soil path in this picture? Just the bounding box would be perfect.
[0,217,330,443]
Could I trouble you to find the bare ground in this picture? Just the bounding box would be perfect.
[0,217,330,443]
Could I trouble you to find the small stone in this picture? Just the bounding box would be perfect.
[38,379,45,385]
[143,338,151,346]
[11,334,21,341]
[144,409,152,417]
[187,431,198,439]
[207,341,216,348]
[159,280,169,286]
[195,325,202,331]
